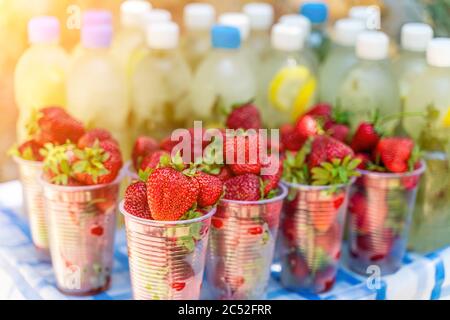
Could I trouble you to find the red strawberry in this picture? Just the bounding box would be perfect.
[223,173,261,201]
[353,229,394,261]
[354,153,371,169]
[327,123,349,142]
[280,124,303,151]
[171,282,186,291]
[350,122,380,153]
[261,154,283,196]
[248,226,263,235]
[140,150,169,170]
[194,172,223,207]
[314,222,341,259]
[34,107,85,145]
[349,192,369,233]
[124,181,152,219]
[310,194,343,233]
[313,265,336,293]
[375,138,414,173]
[295,115,321,142]
[132,136,159,170]
[147,167,199,221]
[308,135,354,169]
[77,128,118,149]
[226,103,262,130]
[90,225,104,236]
[212,217,224,229]
[216,166,234,182]
[160,128,209,163]
[305,103,332,121]
[286,251,309,278]
[226,133,263,175]
[98,140,123,184]
[17,140,44,161]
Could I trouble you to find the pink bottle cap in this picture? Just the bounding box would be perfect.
[81,24,113,48]
[28,16,60,44]
[83,10,113,27]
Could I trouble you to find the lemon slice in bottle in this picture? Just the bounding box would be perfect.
[443,107,450,127]
[268,66,316,121]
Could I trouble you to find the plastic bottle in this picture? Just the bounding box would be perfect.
[348,5,381,30]
[405,38,450,253]
[258,23,317,128]
[181,3,216,71]
[300,1,330,62]
[337,31,401,130]
[131,22,192,138]
[243,2,274,62]
[190,25,256,125]
[67,24,130,155]
[319,18,365,104]
[15,16,69,142]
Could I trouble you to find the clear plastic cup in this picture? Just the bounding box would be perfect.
[14,157,50,260]
[205,184,288,300]
[120,202,215,300]
[347,162,425,275]
[41,175,122,296]
[279,180,354,293]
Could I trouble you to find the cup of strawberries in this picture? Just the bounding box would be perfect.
[278,104,360,294]
[346,120,425,275]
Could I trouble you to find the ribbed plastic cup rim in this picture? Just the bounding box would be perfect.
[357,160,426,178]
[282,177,357,191]
[119,200,217,226]
[13,156,43,168]
[220,183,288,205]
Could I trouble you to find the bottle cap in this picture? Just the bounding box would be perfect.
[147,22,179,49]
[120,0,152,27]
[82,24,113,48]
[184,3,215,30]
[142,9,172,28]
[28,16,60,44]
[82,10,113,27]
[218,13,250,41]
[334,18,365,46]
[211,25,241,49]
[300,2,328,24]
[271,23,304,51]
[279,14,311,37]
[243,2,274,31]
[401,23,433,52]
[427,38,450,67]
[356,31,389,60]
[349,5,380,30]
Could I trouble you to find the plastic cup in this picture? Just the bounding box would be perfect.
[14,157,50,260]
[42,175,122,296]
[204,184,288,300]
[120,203,215,300]
[279,180,354,293]
[347,162,425,275]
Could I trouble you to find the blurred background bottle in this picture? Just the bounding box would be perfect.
[300,1,330,62]
[243,2,274,62]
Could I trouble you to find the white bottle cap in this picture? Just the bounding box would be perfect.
[356,31,389,60]
[243,2,274,31]
[279,14,311,38]
[219,13,250,41]
[147,22,179,49]
[401,23,433,52]
[427,38,450,67]
[121,0,152,27]
[349,5,380,30]
[271,23,304,52]
[184,3,215,30]
[334,18,365,46]
[142,9,172,27]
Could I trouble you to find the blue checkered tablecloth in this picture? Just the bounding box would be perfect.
[1,180,450,300]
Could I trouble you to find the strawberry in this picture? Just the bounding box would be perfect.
[295,115,321,142]
[226,103,262,130]
[285,251,309,279]
[132,136,159,170]
[147,167,199,221]
[124,181,152,219]
[310,194,344,233]
[140,150,170,170]
[280,124,304,151]
[375,138,414,173]
[308,135,354,169]
[305,103,332,121]
[353,229,394,261]
[223,173,261,201]
[16,140,44,161]
[212,217,224,229]
[77,128,118,149]
[327,123,349,143]
[194,171,223,207]
[350,122,380,153]
[314,221,341,259]
[261,154,283,197]
[90,225,104,236]
[248,226,263,235]
[313,265,336,293]
[216,166,234,182]
[226,133,263,175]
[354,153,371,169]
[160,128,209,163]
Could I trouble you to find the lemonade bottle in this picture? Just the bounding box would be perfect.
[348,5,381,30]
[319,18,365,104]
[15,16,69,142]
[110,0,151,74]
[243,2,274,62]
[405,38,450,253]
[279,14,319,73]
[67,24,130,155]
[131,22,192,138]
[181,3,216,71]
[259,23,317,128]
[190,25,256,124]
[300,2,330,62]
[337,31,400,130]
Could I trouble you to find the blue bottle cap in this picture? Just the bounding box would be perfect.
[211,25,241,49]
[300,2,328,24]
